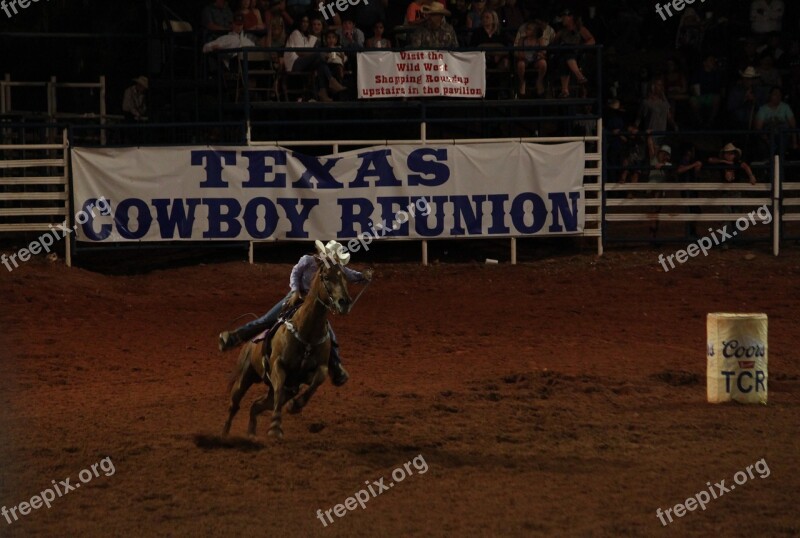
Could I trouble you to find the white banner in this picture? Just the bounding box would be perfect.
[71,142,585,243]
[357,51,485,99]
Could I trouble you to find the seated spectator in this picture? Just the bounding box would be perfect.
[409,2,458,48]
[449,0,471,43]
[202,0,234,41]
[689,54,723,127]
[728,66,768,130]
[754,86,797,141]
[366,21,391,48]
[553,9,595,98]
[498,0,525,42]
[309,16,325,42]
[283,16,346,101]
[514,21,547,98]
[708,143,757,185]
[239,0,266,31]
[264,0,293,30]
[750,0,784,37]
[324,30,346,83]
[202,14,257,69]
[649,145,673,184]
[675,7,703,55]
[470,11,508,68]
[122,76,148,122]
[338,19,365,48]
[465,0,485,31]
[636,79,677,157]
[405,0,428,26]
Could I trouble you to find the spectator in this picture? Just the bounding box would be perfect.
[366,21,391,48]
[675,7,703,54]
[309,16,325,42]
[465,0,486,30]
[203,0,234,40]
[409,2,458,48]
[498,0,525,42]
[338,19,365,48]
[735,36,760,71]
[264,0,293,30]
[514,21,547,98]
[202,14,257,69]
[604,99,627,183]
[354,0,388,36]
[728,66,768,130]
[324,30,346,84]
[664,59,688,104]
[239,0,266,31]
[689,54,723,127]
[470,11,508,69]
[284,16,346,101]
[636,79,677,158]
[708,143,757,185]
[122,76,148,122]
[406,0,428,26]
[750,0,784,37]
[620,124,647,188]
[649,144,673,184]
[553,9,595,98]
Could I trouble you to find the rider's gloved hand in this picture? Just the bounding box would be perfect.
[363,268,374,281]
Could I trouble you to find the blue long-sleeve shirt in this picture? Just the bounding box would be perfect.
[289,255,365,293]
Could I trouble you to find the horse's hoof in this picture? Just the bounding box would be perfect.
[287,400,303,415]
[268,428,283,439]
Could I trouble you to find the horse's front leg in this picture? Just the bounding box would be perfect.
[287,363,328,415]
[268,356,286,439]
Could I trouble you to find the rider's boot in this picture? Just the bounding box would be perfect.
[328,341,349,387]
[218,330,243,352]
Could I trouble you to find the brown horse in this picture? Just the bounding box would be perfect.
[223,256,353,439]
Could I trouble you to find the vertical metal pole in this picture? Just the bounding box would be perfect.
[48,76,57,120]
[99,75,107,146]
[422,240,428,266]
[64,128,72,268]
[510,237,517,265]
[597,117,604,256]
[249,241,254,264]
[773,153,780,256]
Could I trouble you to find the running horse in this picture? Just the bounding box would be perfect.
[223,253,353,439]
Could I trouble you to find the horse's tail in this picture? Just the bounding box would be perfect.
[227,344,253,393]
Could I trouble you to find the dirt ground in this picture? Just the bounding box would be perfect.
[1,245,798,537]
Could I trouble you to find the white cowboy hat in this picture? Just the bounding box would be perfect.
[132,76,149,89]
[739,66,760,79]
[720,143,742,158]
[315,239,351,266]
[659,145,672,156]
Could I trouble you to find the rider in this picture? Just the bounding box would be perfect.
[218,240,371,387]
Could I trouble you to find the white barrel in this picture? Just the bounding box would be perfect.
[707,313,768,404]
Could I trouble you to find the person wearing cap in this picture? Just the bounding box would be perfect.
[409,1,458,48]
[122,76,148,122]
[648,144,673,184]
[218,242,372,387]
[727,66,768,129]
[202,14,257,69]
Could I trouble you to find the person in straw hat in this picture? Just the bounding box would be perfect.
[409,1,458,48]
[218,240,372,387]
[122,76,148,122]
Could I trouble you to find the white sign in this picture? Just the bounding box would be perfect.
[357,51,485,99]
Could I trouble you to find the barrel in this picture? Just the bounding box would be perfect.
[707,313,768,404]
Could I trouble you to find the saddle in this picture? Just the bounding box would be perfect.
[251,303,303,384]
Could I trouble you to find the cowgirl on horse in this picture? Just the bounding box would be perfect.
[218,240,372,386]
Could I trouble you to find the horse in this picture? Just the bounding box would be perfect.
[222,256,353,439]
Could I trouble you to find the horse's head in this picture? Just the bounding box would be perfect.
[316,258,353,315]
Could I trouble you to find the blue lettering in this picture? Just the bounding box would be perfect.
[450,195,486,235]
[276,198,319,238]
[192,150,237,188]
[81,198,111,241]
[510,192,547,234]
[243,198,278,239]
[241,150,287,188]
[755,370,766,392]
[737,371,753,393]
[204,198,242,238]
[487,194,510,235]
[338,198,374,238]
[290,154,343,189]
[415,196,447,237]
[548,192,581,232]
[350,150,402,188]
[407,148,450,187]
[152,199,201,239]
[722,370,736,393]
[114,198,152,240]
[377,196,411,236]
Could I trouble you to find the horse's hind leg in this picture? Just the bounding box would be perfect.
[268,359,287,439]
[223,347,260,436]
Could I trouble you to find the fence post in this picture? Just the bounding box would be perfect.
[597,117,604,256]
[773,146,781,257]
